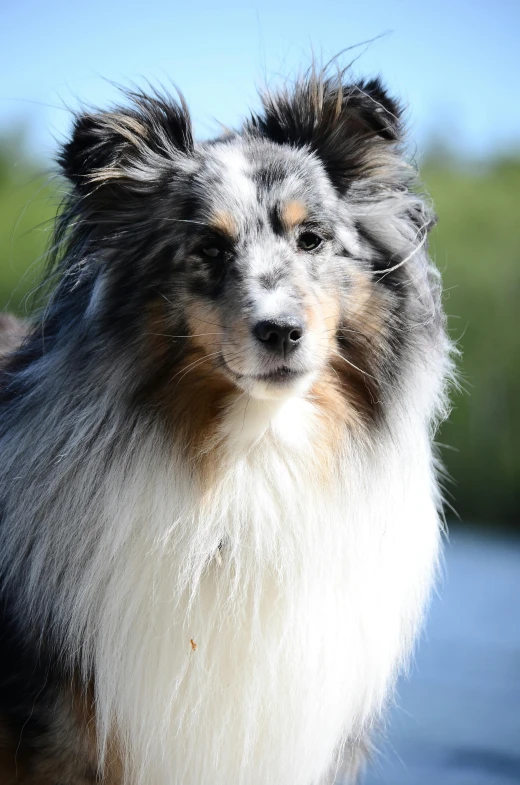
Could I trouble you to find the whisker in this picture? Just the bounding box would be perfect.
[146,332,222,340]
[369,230,429,281]
[173,352,222,375]
[329,348,377,380]
[173,352,247,390]
[169,349,246,390]
[160,218,207,226]
[189,317,225,329]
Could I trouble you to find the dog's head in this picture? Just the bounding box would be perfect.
[56,73,443,433]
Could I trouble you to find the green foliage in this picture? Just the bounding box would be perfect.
[0,137,517,526]
[423,158,519,527]
[0,137,58,314]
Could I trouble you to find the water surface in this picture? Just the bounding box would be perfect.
[362,530,520,785]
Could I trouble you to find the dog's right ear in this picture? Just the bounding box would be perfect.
[59,90,193,194]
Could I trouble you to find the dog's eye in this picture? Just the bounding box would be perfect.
[297,232,323,251]
[202,247,223,259]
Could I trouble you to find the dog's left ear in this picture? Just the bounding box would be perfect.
[247,74,403,194]
[59,90,193,196]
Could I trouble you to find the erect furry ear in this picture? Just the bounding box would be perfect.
[247,73,403,193]
[59,88,193,193]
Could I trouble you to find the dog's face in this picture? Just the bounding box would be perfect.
[172,139,346,400]
[57,76,440,427]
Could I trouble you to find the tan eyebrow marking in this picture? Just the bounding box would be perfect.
[210,211,238,239]
[281,201,308,230]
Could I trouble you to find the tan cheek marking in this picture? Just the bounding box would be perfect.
[318,292,341,347]
[139,302,242,490]
[185,301,224,357]
[304,372,364,488]
[210,211,238,240]
[281,201,308,230]
[311,373,364,434]
[300,290,370,477]
[325,267,391,424]
[347,269,389,343]
[144,299,236,468]
[304,299,319,333]
[162,339,237,479]
[222,314,250,361]
[303,290,341,365]
[304,272,390,434]
[162,304,238,471]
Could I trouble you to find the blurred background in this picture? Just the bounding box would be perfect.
[1,1,518,782]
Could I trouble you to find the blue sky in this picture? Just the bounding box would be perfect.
[1,0,518,162]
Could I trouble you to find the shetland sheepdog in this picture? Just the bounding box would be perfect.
[0,68,453,784]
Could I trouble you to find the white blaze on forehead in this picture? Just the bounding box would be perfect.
[247,240,281,279]
[251,288,295,322]
[211,144,257,211]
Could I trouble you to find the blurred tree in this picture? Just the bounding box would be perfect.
[0,134,58,314]
[424,156,520,527]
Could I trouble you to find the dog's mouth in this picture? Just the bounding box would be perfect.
[220,357,311,391]
[253,367,305,384]
[223,362,306,384]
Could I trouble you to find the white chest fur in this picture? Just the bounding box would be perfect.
[74,395,440,785]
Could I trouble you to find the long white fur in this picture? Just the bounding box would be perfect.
[0,313,449,785]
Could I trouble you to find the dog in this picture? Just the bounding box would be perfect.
[0,68,453,784]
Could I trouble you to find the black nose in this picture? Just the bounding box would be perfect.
[253,318,304,356]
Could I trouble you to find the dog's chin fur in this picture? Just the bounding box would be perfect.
[236,371,317,401]
[0,67,453,785]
